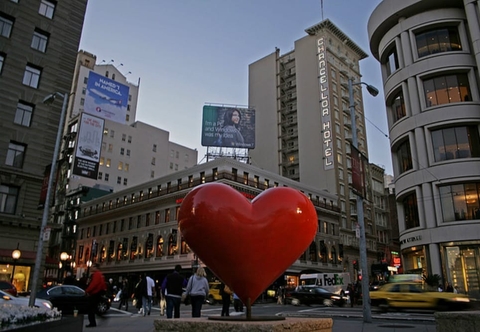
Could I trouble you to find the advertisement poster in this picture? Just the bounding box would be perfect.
[73,113,104,179]
[201,105,255,148]
[84,71,129,124]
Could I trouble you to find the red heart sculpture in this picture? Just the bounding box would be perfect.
[178,183,318,305]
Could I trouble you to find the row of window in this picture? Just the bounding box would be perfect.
[97,172,128,186]
[397,125,480,174]
[385,25,463,77]
[402,182,480,230]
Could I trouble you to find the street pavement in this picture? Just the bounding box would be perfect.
[80,305,437,331]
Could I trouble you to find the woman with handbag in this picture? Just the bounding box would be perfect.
[185,267,209,317]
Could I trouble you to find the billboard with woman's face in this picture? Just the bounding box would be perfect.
[201,105,255,148]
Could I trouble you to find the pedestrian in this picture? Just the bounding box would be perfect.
[233,293,244,312]
[133,275,144,314]
[276,287,284,305]
[445,282,454,292]
[78,272,88,290]
[185,266,209,317]
[106,278,117,302]
[84,263,107,328]
[118,278,129,310]
[220,282,232,316]
[161,264,187,319]
[63,272,76,285]
[347,283,355,307]
[142,273,155,316]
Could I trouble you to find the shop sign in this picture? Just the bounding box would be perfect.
[400,235,422,245]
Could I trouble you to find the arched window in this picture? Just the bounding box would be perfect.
[168,234,176,256]
[156,236,164,257]
[320,241,327,263]
[331,246,337,264]
[100,246,106,263]
[181,236,190,254]
[112,73,115,80]
[309,241,317,262]
[105,71,109,78]
[116,243,123,261]
[84,248,90,264]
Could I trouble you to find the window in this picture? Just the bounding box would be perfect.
[98,172,102,180]
[0,53,4,74]
[403,192,420,229]
[126,114,129,121]
[397,139,413,174]
[153,144,157,152]
[118,161,123,170]
[117,176,121,184]
[14,101,33,127]
[80,98,85,106]
[423,73,471,107]
[110,130,114,138]
[440,183,480,222]
[82,87,86,95]
[391,90,406,123]
[124,163,129,171]
[23,64,41,88]
[126,149,130,156]
[39,0,55,19]
[432,126,480,162]
[83,77,88,84]
[112,73,115,80]
[127,136,132,143]
[122,134,126,142]
[6,142,26,167]
[123,178,127,185]
[0,13,14,38]
[151,157,155,165]
[385,45,399,76]
[105,173,109,181]
[108,144,113,153]
[106,158,111,167]
[0,185,18,214]
[120,148,124,155]
[151,170,154,178]
[31,29,49,52]
[105,71,109,78]
[415,26,462,58]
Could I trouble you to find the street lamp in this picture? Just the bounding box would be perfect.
[86,260,92,276]
[29,92,69,307]
[11,243,21,283]
[348,78,378,323]
[59,251,69,283]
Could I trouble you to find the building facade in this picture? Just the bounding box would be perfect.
[73,158,342,292]
[0,0,87,292]
[248,19,383,279]
[49,51,199,277]
[368,0,480,298]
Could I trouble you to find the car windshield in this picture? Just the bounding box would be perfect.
[313,288,329,294]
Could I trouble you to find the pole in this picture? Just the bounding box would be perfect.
[348,78,372,323]
[29,93,68,307]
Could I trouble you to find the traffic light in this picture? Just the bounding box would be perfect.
[353,260,359,270]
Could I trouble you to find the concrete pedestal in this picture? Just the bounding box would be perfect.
[154,317,333,332]
[435,311,480,332]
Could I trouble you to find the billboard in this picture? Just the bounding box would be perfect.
[201,105,255,148]
[73,113,105,179]
[84,71,129,124]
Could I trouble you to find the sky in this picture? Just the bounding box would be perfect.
[78,0,393,175]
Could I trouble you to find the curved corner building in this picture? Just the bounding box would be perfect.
[368,0,480,298]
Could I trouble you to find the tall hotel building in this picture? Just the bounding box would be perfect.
[369,0,480,298]
[0,0,87,292]
[249,19,389,278]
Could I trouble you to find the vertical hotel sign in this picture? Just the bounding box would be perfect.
[317,37,333,170]
[73,113,105,179]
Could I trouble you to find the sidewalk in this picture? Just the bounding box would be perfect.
[82,312,437,332]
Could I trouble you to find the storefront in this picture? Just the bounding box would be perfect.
[401,246,426,275]
[443,241,480,299]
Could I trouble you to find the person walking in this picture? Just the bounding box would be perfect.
[233,292,244,312]
[84,263,107,328]
[161,264,186,319]
[185,266,209,317]
[220,282,232,316]
[347,283,355,307]
[118,278,129,310]
[142,273,155,316]
[133,274,144,314]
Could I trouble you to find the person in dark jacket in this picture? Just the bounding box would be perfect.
[161,264,186,319]
[220,282,232,316]
[118,278,129,310]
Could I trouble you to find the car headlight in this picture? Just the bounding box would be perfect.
[43,302,53,309]
[451,297,470,302]
[331,295,341,300]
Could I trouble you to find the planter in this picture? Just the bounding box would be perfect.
[1,315,83,332]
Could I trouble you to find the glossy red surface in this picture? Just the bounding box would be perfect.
[178,183,318,305]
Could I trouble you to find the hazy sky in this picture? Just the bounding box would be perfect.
[79,0,392,174]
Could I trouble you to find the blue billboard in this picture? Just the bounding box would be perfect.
[84,71,129,124]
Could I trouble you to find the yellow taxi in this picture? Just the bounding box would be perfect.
[370,282,470,311]
[207,282,222,305]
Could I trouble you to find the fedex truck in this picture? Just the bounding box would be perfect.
[299,273,351,295]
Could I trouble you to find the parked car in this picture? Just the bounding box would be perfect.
[370,282,470,311]
[0,289,52,309]
[370,281,386,291]
[36,285,110,315]
[289,286,346,307]
[0,281,17,296]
